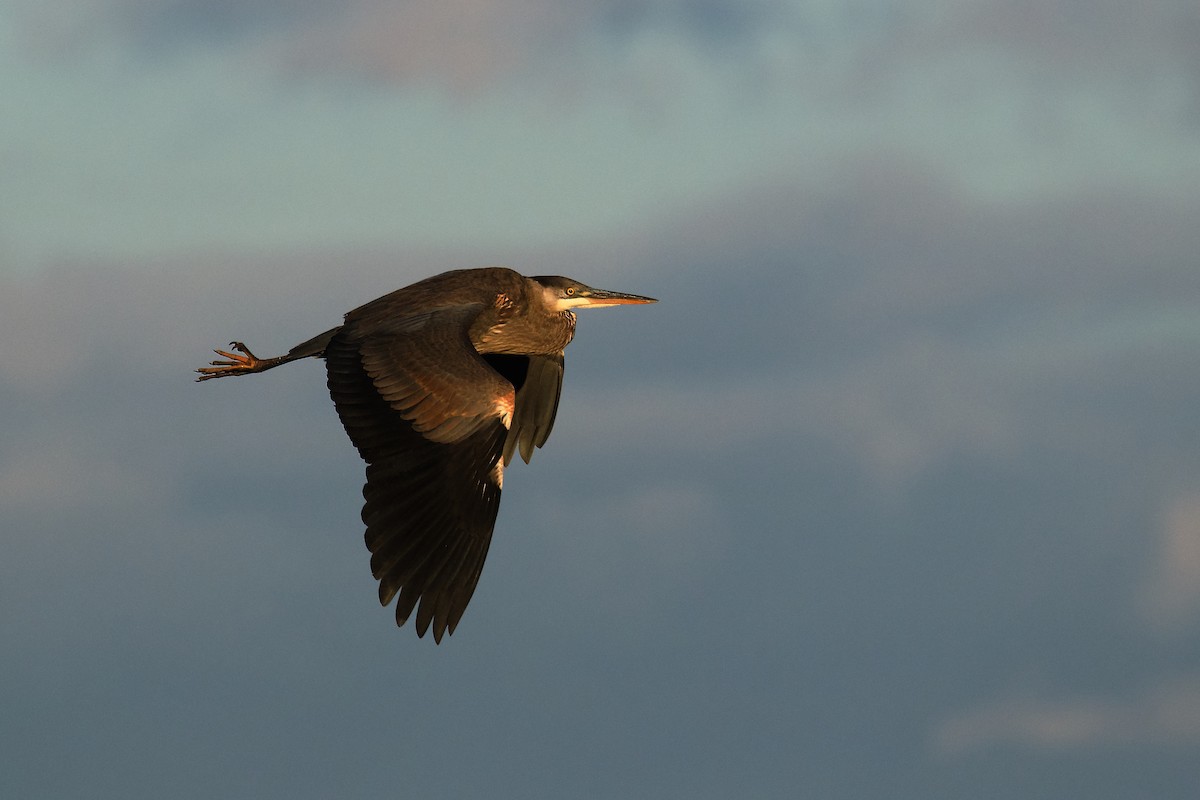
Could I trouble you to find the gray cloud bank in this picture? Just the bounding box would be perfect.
[2,154,1199,797]
[14,0,1199,104]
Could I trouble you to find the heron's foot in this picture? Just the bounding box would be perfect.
[195,341,266,381]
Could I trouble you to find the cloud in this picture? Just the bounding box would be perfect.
[937,0,1200,77]
[933,675,1200,753]
[269,0,576,92]
[7,1,1196,274]
[1139,489,1200,633]
[10,0,1198,139]
[566,161,1200,494]
[8,0,785,88]
[569,351,1019,494]
[2,115,1200,796]
[8,0,327,54]
[8,155,1200,500]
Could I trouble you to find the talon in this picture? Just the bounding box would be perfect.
[194,340,263,381]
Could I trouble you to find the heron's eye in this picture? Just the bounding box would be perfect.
[565,287,576,296]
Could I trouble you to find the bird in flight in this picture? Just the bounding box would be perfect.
[196,267,656,642]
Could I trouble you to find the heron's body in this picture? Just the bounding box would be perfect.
[197,267,655,642]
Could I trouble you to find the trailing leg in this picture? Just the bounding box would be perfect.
[195,341,295,381]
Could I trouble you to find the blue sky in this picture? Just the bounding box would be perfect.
[3,1,1200,798]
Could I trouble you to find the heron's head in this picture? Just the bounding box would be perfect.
[532,276,657,312]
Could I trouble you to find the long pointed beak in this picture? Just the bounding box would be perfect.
[577,289,658,308]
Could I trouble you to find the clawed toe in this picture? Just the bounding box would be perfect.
[194,341,264,381]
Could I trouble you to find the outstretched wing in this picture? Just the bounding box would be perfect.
[324,306,514,643]
[498,353,564,465]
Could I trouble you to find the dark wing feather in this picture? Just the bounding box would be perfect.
[500,353,564,465]
[355,304,516,443]
[325,320,508,643]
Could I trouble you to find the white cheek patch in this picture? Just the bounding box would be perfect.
[547,292,591,312]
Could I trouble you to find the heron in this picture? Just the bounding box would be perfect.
[196,267,656,642]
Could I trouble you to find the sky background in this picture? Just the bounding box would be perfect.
[3,1,1200,797]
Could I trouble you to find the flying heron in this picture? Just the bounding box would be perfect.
[196,267,656,642]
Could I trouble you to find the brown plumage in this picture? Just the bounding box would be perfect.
[196,267,656,642]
